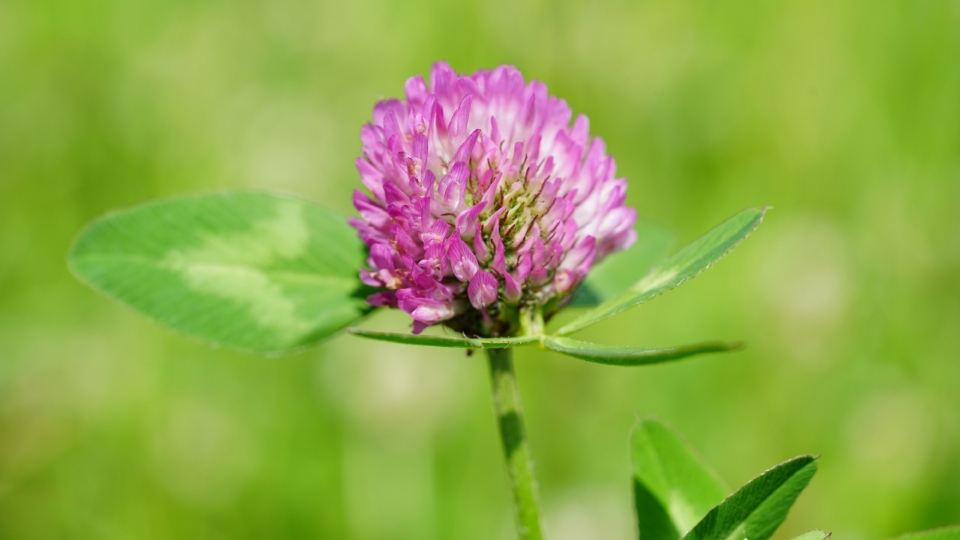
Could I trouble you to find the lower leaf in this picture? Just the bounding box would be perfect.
[632,418,729,540]
[684,456,817,540]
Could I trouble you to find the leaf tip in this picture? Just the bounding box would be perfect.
[724,341,747,352]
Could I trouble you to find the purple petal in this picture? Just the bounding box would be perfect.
[404,75,428,106]
[411,321,430,334]
[482,207,505,233]
[448,94,473,141]
[398,293,455,332]
[455,202,486,236]
[353,190,391,229]
[504,272,522,302]
[412,133,429,167]
[473,223,490,261]
[367,291,398,307]
[492,233,507,274]
[490,116,502,144]
[420,218,450,247]
[453,129,480,163]
[530,266,549,287]
[382,182,410,206]
[468,270,499,310]
[418,243,446,278]
[369,243,397,270]
[389,223,422,258]
[382,110,403,142]
[531,238,545,266]
[356,158,385,199]
[360,269,383,287]
[554,269,576,294]
[437,161,469,214]
[373,99,404,130]
[446,235,479,282]
[562,235,595,271]
[514,252,532,282]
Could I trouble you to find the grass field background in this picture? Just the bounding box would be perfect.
[1,1,959,538]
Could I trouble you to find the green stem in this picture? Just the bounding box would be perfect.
[487,347,544,540]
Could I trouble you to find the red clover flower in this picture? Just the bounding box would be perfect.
[351,62,637,336]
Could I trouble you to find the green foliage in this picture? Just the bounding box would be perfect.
[69,191,372,354]
[632,418,818,540]
[556,208,767,336]
[544,337,742,366]
[629,421,960,540]
[631,418,728,540]
[684,456,817,540]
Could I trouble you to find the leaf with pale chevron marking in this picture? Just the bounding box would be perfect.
[69,191,372,354]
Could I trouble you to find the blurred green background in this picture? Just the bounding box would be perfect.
[2,0,959,538]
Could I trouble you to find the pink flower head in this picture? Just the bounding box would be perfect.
[351,62,637,335]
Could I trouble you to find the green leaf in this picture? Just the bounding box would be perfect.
[892,526,960,540]
[556,207,767,336]
[68,191,372,354]
[544,337,743,366]
[570,220,674,307]
[631,418,729,540]
[790,531,831,540]
[348,328,540,349]
[685,455,817,540]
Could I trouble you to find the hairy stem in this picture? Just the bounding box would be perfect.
[487,347,544,540]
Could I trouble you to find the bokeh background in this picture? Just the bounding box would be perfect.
[2,0,959,538]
